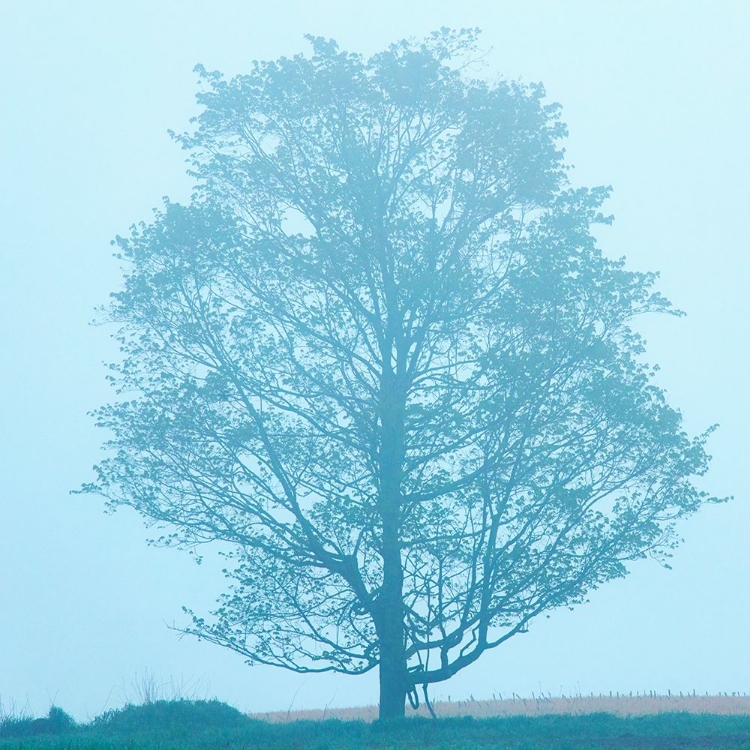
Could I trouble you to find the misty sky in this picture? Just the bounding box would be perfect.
[1,0,748,722]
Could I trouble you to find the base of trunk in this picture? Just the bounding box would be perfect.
[378,663,407,719]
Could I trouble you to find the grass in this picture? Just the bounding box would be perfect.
[2,699,750,750]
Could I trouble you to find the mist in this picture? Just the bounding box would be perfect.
[1,1,748,723]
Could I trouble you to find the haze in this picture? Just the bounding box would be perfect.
[1,0,748,721]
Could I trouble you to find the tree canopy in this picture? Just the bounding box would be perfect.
[83,29,719,719]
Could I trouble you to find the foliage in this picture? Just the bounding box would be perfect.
[81,28,720,717]
[90,699,253,739]
[0,706,75,738]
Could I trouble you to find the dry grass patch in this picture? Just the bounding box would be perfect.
[252,693,750,722]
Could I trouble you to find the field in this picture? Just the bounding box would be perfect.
[2,697,750,750]
[256,693,750,722]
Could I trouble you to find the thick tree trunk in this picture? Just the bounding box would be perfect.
[378,646,407,719]
[377,518,407,719]
[376,365,407,720]
[375,275,409,720]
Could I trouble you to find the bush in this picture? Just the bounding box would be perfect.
[91,698,253,736]
[0,705,75,738]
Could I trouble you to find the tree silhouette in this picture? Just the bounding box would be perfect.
[83,30,719,719]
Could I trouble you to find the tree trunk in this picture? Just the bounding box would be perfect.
[375,276,409,720]
[376,366,407,720]
[377,519,407,719]
[378,644,407,719]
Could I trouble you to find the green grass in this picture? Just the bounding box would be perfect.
[2,699,750,749]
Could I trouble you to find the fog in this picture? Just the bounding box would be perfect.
[1,1,748,722]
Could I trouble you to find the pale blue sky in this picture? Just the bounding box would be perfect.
[1,0,748,721]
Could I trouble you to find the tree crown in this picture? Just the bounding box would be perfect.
[83,30,718,706]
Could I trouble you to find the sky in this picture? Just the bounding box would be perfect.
[1,0,748,722]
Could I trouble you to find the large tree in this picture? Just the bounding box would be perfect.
[83,30,718,719]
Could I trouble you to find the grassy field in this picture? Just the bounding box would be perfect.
[2,698,750,749]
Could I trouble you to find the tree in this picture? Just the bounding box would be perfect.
[83,30,719,719]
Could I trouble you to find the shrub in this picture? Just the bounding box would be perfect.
[0,705,76,738]
[91,698,253,736]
